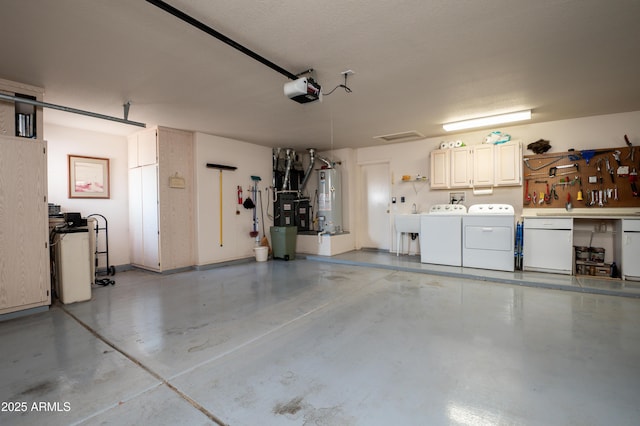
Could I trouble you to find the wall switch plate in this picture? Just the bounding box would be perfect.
[392,197,396,204]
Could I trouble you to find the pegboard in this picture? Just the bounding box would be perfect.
[523,146,640,208]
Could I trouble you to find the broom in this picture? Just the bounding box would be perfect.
[258,189,271,254]
[249,177,259,238]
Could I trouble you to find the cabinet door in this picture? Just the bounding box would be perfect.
[450,147,472,187]
[430,150,450,189]
[472,144,494,186]
[128,167,144,266]
[0,92,13,136]
[129,164,160,270]
[141,164,160,270]
[0,137,50,314]
[133,129,158,167]
[127,134,138,169]
[494,141,521,186]
[129,129,158,168]
[523,228,573,274]
[622,233,640,279]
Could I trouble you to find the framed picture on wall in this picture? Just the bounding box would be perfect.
[68,155,110,199]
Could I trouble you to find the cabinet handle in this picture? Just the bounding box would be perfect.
[482,227,493,232]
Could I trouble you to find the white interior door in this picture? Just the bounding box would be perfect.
[359,162,391,250]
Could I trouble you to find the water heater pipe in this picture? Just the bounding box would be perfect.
[282,149,294,190]
[299,148,316,191]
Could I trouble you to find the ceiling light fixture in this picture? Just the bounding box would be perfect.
[443,110,532,132]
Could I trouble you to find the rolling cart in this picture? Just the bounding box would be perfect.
[87,214,116,286]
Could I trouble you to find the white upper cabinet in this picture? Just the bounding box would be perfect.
[450,146,473,188]
[494,141,522,186]
[429,140,521,189]
[472,144,494,187]
[430,149,450,189]
[128,128,158,168]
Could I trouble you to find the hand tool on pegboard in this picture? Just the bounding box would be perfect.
[624,135,634,162]
[630,168,639,197]
[524,180,531,205]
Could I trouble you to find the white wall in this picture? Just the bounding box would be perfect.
[194,133,272,265]
[43,110,640,264]
[45,123,130,267]
[356,111,640,251]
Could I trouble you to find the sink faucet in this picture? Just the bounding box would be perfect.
[411,203,417,214]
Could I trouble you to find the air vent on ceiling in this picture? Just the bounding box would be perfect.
[373,130,425,142]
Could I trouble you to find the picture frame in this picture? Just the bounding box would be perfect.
[68,155,110,199]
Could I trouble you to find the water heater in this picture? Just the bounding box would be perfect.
[317,168,342,234]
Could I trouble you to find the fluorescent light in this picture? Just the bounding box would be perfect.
[443,110,531,132]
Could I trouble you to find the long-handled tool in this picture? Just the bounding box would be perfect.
[206,163,238,246]
[258,187,271,254]
[250,176,261,240]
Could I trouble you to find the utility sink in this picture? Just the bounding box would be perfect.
[394,213,421,233]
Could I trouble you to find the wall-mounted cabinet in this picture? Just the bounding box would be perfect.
[472,144,495,187]
[128,128,158,168]
[430,141,521,190]
[128,127,194,272]
[494,141,522,186]
[0,79,49,316]
[450,146,472,187]
[430,149,450,188]
[0,78,44,140]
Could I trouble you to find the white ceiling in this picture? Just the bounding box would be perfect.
[2,0,639,150]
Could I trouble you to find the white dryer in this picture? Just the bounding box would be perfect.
[462,204,515,272]
[420,204,467,266]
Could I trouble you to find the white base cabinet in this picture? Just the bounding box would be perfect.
[523,218,573,274]
[621,219,640,281]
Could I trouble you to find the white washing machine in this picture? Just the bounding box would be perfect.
[462,204,515,272]
[420,204,467,266]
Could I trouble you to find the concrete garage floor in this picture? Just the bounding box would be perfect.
[2,255,640,425]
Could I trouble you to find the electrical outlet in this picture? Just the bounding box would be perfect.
[449,191,466,204]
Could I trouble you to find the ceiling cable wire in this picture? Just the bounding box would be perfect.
[323,73,353,96]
